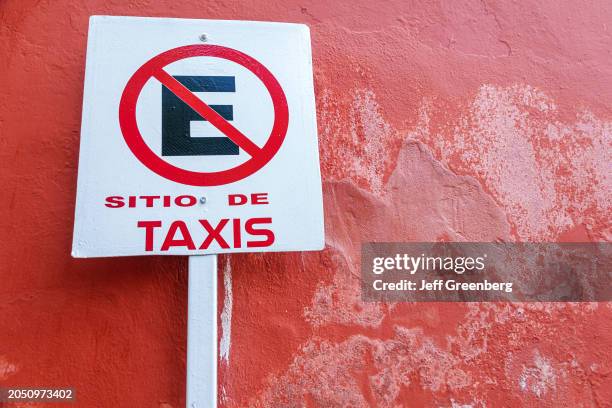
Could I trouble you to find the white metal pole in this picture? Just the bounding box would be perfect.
[187,255,218,408]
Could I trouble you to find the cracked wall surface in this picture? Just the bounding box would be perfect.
[1,0,611,407]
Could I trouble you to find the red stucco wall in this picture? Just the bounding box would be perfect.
[1,1,611,407]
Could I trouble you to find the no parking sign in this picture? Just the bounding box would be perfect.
[72,16,324,257]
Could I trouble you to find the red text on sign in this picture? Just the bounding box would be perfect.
[105,195,198,208]
[136,218,275,251]
[228,193,269,206]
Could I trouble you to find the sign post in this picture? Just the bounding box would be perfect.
[72,16,324,407]
[186,255,217,408]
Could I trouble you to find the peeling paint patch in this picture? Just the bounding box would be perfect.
[304,247,384,328]
[415,84,612,240]
[319,89,403,194]
[254,327,472,407]
[518,351,558,397]
[450,399,475,408]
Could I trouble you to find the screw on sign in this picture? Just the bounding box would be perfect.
[118,44,289,186]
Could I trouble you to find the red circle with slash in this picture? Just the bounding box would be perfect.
[119,44,289,186]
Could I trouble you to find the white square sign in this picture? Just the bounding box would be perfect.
[72,16,324,257]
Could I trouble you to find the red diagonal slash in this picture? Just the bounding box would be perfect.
[153,68,262,157]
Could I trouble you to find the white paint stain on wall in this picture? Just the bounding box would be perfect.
[518,351,557,397]
[220,257,233,364]
[319,89,399,194]
[304,245,385,328]
[0,355,17,380]
[421,84,612,240]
